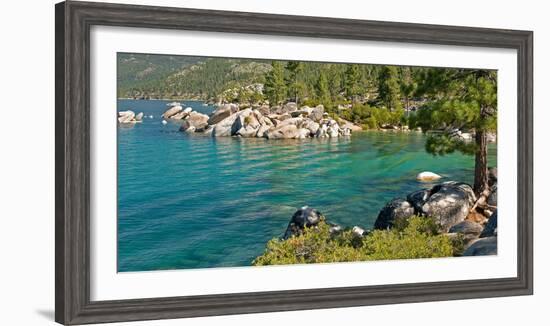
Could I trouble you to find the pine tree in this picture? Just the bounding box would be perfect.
[378,66,402,111]
[315,70,331,106]
[343,64,361,102]
[328,65,343,100]
[414,68,497,194]
[399,67,417,113]
[285,61,305,105]
[264,61,287,105]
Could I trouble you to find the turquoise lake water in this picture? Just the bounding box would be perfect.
[117,99,497,272]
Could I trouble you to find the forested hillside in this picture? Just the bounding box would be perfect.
[117,54,271,99]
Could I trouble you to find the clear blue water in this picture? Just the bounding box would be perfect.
[117,99,497,272]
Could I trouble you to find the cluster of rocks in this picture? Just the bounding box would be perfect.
[373,173,498,256]
[118,110,144,124]
[283,169,498,257]
[162,102,361,139]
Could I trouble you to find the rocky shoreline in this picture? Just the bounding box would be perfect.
[160,102,362,139]
[281,169,498,257]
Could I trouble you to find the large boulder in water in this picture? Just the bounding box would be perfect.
[266,124,301,139]
[301,120,319,135]
[480,210,498,238]
[233,112,261,138]
[284,206,324,239]
[162,105,183,119]
[212,108,252,137]
[255,124,272,138]
[463,236,497,256]
[374,198,415,230]
[208,103,238,125]
[118,110,135,123]
[421,181,476,232]
[179,111,209,132]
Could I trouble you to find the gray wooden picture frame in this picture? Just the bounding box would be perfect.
[55,1,533,324]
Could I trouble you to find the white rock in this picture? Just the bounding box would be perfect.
[352,226,365,237]
[328,125,339,138]
[117,110,135,123]
[161,120,167,125]
[162,105,183,119]
[183,107,193,114]
[296,128,311,139]
[416,171,442,181]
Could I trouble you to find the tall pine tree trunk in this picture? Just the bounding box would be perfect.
[473,129,488,195]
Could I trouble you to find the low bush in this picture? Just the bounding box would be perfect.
[252,216,456,266]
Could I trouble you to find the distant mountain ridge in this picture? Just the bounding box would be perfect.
[117,53,271,100]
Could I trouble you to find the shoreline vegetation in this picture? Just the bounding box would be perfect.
[254,175,498,265]
[118,55,498,266]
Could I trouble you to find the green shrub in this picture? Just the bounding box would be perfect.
[252,216,455,266]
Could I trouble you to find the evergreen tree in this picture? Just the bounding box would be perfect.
[264,61,287,105]
[315,70,331,105]
[343,64,362,102]
[399,66,417,112]
[378,66,402,111]
[414,68,497,194]
[328,65,343,100]
[285,61,305,105]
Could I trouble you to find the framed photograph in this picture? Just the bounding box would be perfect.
[55,1,533,324]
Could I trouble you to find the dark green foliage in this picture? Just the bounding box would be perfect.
[264,61,287,105]
[343,64,362,101]
[253,216,456,266]
[338,104,406,129]
[377,65,402,111]
[413,68,497,193]
[315,70,331,106]
[285,61,306,105]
